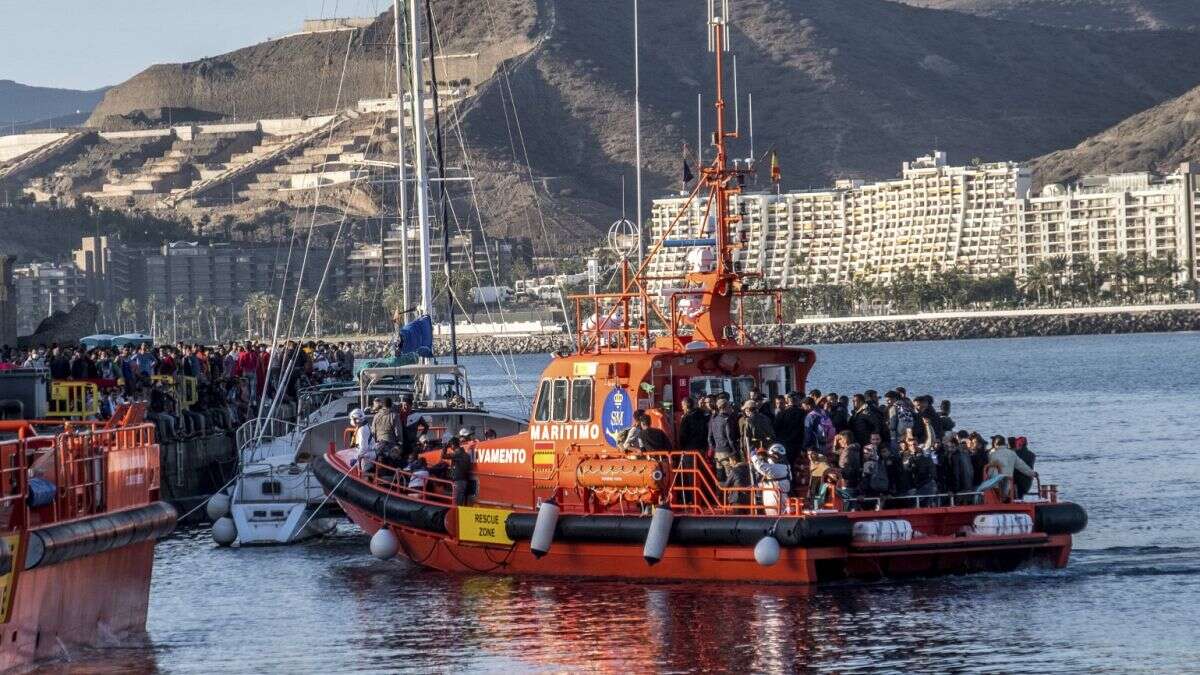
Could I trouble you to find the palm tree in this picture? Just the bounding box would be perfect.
[381,284,406,326]
[118,298,139,333]
[338,284,371,332]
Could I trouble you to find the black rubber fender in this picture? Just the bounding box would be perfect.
[310,454,448,535]
[1034,502,1088,535]
[505,513,854,548]
[24,501,177,570]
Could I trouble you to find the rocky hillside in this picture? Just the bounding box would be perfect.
[1030,83,1200,187]
[451,0,1200,248]
[83,1,1200,250]
[0,80,109,130]
[86,3,538,126]
[891,0,1200,30]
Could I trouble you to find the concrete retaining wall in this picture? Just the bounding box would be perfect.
[98,128,174,140]
[196,122,261,135]
[261,115,335,136]
[0,132,68,162]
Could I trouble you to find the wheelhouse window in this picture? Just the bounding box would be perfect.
[570,378,593,421]
[533,380,552,421]
[551,378,569,421]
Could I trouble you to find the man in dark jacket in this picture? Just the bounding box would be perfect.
[945,436,975,495]
[738,399,775,459]
[677,397,709,451]
[913,396,943,444]
[847,394,881,446]
[1013,436,1037,499]
[707,397,738,463]
[773,392,806,465]
[829,393,849,433]
[442,437,473,505]
[720,455,751,507]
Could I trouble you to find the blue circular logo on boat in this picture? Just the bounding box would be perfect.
[601,387,633,447]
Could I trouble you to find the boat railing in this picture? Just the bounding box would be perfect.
[667,288,786,346]
[354,455,456,507]
[644,451,803,516]
[0,439,30,530]
[236,417,300,452]
[10,421,158,527]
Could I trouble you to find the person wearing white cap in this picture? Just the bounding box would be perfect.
[348,408,375,470]
[752,443,793,515]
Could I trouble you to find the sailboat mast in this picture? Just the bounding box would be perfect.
[392,0,411,312]
[406,0,434,318]
[633,0,645,264]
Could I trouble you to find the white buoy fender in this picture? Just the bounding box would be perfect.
[530,499,560,559]
[754,535,780,567]
[370,527,399,560]
[212,517,237,546]
[206,492,231,521]
[643,506,674,565]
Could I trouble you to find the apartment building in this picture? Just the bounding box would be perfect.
[338,224,519,309]
[648,152,1031,289]
[1014,164,1199,284]
[13,262,88,333]
[143,242,341,308]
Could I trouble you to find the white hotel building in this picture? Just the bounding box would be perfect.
[647,152,1200,289]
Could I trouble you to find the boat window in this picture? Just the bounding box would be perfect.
[689,376,729,400]
[732,377,756,405]
[551,378,569,421]
[533,380,552,421]
[570,378,593,421]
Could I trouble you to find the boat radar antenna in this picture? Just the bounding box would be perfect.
[682,0,753,346]
[569,0,768,353]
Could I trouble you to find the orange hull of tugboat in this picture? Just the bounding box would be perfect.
[0,409,177,671]
[315,451,1083,584]
[316,4,1086,588]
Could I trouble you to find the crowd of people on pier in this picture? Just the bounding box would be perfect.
[658,387,1038,510]
[0,340,361,442]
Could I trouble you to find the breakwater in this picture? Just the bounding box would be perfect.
[351,305,1200,355]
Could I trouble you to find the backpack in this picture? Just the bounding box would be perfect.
[895,401,915,428]
[818,412,836,447]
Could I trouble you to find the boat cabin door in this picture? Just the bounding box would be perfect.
[759,365,794,399]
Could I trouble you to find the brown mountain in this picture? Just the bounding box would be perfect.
[890,1,1200,30]
[86,1,1200,250]
[1030,84,1200,187]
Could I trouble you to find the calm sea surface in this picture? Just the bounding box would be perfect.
[49,333,1200,673]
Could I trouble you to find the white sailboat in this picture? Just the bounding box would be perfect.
[209,0,526,546]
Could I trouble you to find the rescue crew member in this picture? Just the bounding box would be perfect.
[442,437,473,506]
[751,444,792,515]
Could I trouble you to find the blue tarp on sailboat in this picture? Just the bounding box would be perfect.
[394,315,434,357]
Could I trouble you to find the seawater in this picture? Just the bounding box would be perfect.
[54,333,1200,673]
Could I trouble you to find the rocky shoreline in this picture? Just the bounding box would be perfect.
[349,307,1200,356]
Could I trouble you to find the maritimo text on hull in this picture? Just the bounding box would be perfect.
[315,0,1087,583]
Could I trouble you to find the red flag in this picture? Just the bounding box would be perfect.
[770,150,781,184]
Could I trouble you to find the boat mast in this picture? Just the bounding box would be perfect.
[406,0,434,319]
[633,0,645,264]
[405,0,437,397]
[392,0,411,313]
[706,0,736,280]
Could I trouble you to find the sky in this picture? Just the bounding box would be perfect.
[0,0,389,90]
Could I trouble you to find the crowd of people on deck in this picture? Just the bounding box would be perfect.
[0,340,361,443]
[345,395,490,506]
[648,387,1039,511]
